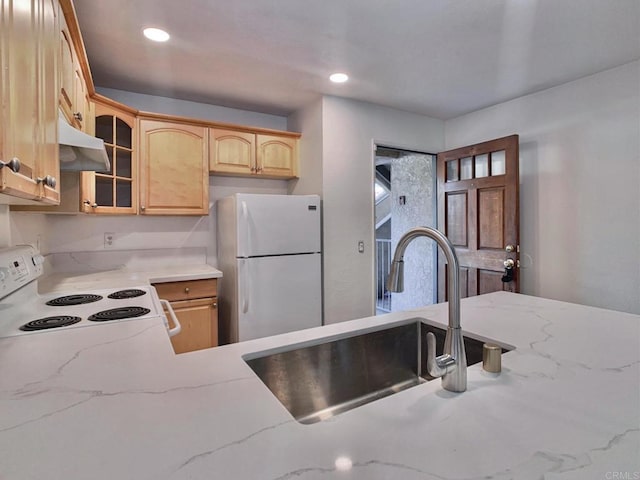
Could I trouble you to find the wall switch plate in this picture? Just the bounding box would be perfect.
[104,232,115,249]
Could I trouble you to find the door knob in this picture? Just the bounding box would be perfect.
[502,258,515,283]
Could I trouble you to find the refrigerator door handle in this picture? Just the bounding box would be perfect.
[241,201,249,258]
[241,259,250,313]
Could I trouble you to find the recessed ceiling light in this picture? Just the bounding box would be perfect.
[329,73,349,83]
[143,27,170,42]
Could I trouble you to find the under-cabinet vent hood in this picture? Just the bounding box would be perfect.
[58,112,110,172]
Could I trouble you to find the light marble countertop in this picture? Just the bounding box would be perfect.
[38,264,223,293]
[0,292,638,479]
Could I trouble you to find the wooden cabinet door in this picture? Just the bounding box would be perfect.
[87,102,137,214]
[209,128,255,175]
[59,16,74,124]
[72,62,87,130]
[256,134,298,178]
[166,298,218,354]
[437,135,520,300]
[37,0,61,204]
[0,0,41,200]
[139,119,209,215]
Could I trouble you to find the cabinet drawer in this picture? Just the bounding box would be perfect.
[153,278,217,302]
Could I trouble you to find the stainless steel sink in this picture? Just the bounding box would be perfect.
[243,319,512,424]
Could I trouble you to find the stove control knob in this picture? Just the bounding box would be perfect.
[32,255,45,267]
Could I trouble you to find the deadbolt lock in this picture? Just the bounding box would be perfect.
[505,244,516,253]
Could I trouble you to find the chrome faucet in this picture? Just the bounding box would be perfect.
[386,227,467,392]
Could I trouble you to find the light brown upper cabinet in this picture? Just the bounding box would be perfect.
[138,118,209,215]
[257,134,298,178]
[1,0,60,205]
[209,129,256,176]
[59,13,75,126]
[209,128,299,179]
[82,99,138,214]
[59,6,93,134]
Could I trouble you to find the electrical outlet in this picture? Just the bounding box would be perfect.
[104,232,115,249]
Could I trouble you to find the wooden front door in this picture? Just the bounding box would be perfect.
[437,135,519,301]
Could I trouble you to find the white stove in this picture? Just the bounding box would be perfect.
[0,245,180,339]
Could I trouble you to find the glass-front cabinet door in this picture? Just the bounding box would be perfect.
[81,99,137,214]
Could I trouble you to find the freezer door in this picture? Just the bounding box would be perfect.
[237,254,321,342]
[235,194,320,257]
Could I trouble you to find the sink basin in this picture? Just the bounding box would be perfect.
[243,318,512,424]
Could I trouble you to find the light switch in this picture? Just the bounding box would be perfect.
[358,241,364,253]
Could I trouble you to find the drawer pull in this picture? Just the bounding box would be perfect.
[184,287,190,293]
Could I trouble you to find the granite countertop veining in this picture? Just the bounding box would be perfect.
[0,292,638,479]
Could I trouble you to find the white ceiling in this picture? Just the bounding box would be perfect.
[74,0,640,120]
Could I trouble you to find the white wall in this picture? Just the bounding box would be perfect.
[446,61,640,314]
[288,98,323,196]
[321,96,445,323]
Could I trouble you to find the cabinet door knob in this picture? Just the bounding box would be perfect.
[37,175,56,188]
[184,287,190,293]
[212,302,217,308]
[0,157,20,173]
[256,166,263,173]
[73,112,83,122]
[140,205,146,211]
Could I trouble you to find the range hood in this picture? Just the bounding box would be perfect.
[58,112,110,172]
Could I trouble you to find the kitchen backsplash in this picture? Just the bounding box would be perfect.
[9,175,290,267]
[45,247,208,274]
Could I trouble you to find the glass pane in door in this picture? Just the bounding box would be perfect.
[475,154,489,178]
[115,149,132,178]
[460,157,473,180]
[446,160,459,182]
[115,118,132,148]
[491,150,506,176]
[95,176,114,206]
[95,115,113,144]
[116,179,132,207]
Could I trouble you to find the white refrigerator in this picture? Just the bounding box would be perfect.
[216,193,322,343]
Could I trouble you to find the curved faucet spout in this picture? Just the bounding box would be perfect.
[386,226,467,392]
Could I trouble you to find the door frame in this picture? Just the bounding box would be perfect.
[371,140,438,314]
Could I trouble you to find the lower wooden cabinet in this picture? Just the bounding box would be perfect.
[153,278,218,354]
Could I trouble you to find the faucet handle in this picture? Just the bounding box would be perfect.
[426,332,457,378]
